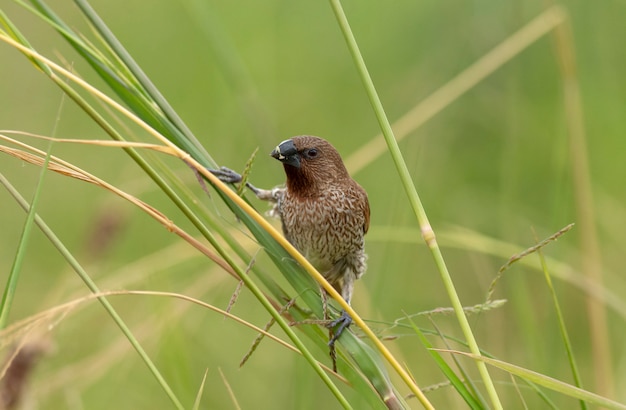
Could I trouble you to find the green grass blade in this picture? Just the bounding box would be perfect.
[406,317,482,409]
[328,0,499,408]
[0,143,52,329]
[72,0,213,164]
[0,7,51,74]
[453,351,626,410]
[26,0,211,164]
[536,244,586,409]
[192,369,209,410]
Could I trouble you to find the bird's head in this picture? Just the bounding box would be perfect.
[270,135,349,196]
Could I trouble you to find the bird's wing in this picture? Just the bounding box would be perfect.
[359,184,370,235]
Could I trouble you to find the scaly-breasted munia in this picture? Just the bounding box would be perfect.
[212,135,370,354]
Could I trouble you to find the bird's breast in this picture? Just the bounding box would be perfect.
[279,185,366,272]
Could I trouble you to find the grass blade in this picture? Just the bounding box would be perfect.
[535,236,586,410]
[406,316,482,409]
[72,0,213,163]
[444,350,626,410]
[0,143,52,329]
[328,0,498,408]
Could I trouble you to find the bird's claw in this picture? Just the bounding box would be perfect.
[209,166,244,184]
[326,310,352,347]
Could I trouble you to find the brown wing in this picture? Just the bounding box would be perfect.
[362,194,370,234]
[355,182,370,235]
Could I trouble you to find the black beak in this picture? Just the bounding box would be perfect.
[270,139,300,168]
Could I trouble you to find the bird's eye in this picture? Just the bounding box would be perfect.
[305,148,319,159]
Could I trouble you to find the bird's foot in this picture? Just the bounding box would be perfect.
[326,310,352,347]
[209,166,244,184]
[326,310,352,373]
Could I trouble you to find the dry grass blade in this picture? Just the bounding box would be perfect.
[0,129,177,153]
[5,288,345,398]
[218,368,241,410]
[344,5,567,175]
[0,292,118,346]
[118,290,344,381]
[0,134,238,279]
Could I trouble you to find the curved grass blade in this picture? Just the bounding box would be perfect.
[444,351,626,410]
[406,317,483,410]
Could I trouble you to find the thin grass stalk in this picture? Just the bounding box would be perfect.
[0,127,54,329]
[0,173,185,410]
[370,314,561,407]
[438,226,626,319]
[0,7,52,75]
[535,243,586,409]
[551,11,613,398]
[328,0,500,408]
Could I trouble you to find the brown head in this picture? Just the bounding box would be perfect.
[270,136,351,197]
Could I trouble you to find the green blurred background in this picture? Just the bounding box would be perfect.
[1,1,625,408]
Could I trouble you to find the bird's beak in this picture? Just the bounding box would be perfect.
[270,139,300,168]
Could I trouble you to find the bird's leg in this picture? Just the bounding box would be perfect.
[315,286,349,372]
[209,167,263,196]
[209,166,281,202]
[320,287,340,372]
[326,309,352,373]
[209,166,244,184]
[325,269,355,344]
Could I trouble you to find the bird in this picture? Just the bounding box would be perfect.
[211,135,370,363]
